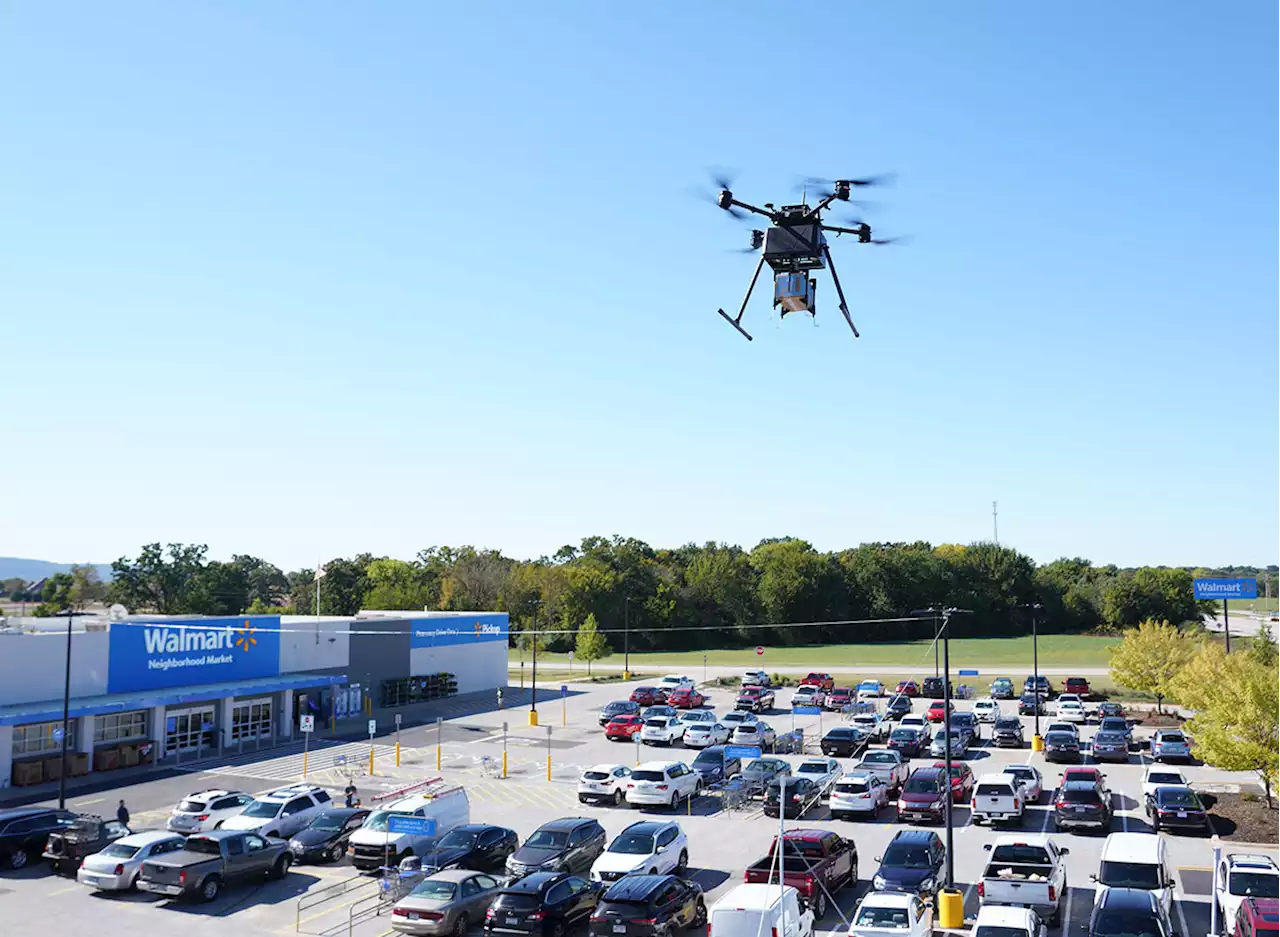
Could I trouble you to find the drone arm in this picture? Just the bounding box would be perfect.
[821,224,865,237]
[717,253,765,341]
[804,193,840,221]
[727,197,775,220]
[821,243,860,339]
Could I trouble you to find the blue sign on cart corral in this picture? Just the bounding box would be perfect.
[725,745,762,760]
[561,685,568,697]
[793,706,822,715]
[387,815,437,836]
[958,669,979,677]
[1194,578,1257,600]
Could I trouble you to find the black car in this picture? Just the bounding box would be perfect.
[950,712,980,744]
[1097,701,1125,720]
[690,747,741,784]
[589,874,706,937]
[872,830,945,897]
[888,727,928,759]
[885,695,913,720]
[992,716,1024,748]
[1145,786,1210,834]
[422,823,520,873]
[921,677,951,699]
[1043,731,1081,763]
[1053,781,1113,832]
[287,808,370,863]
[763,777,821,819]
[1087,886,1177,937]
[821,727,870,758]
[1091,731,1131,764]
[0,807,77,871]
[485,871,603,937]
[599,701,640,726]
[738,757,790,795]
[506,818,606,879]
[1017,694,1043,716]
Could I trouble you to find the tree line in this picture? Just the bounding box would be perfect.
[8,538,1266,649]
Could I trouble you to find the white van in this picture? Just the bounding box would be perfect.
[1091,832,1173,918]
[709,883,814,937]
[347,788,469,871]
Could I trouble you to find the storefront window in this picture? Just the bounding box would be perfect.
[12,721,74,756]
[164,707,216,755]
[380,673,458,708]
[231,698,273,741]
[94,710,147,744]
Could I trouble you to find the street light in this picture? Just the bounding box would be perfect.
[1017,603,1045,743]
[623,597,633,681]
[528,599,541,727]
[57,612,73,809]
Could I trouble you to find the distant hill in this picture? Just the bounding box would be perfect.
[0,557,114,582]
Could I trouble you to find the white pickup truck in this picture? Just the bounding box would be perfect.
[971,773,1027,826]
[974,905,1048,937]
[977,836,1069,927]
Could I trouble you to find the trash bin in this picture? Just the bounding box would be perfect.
[937,888,964,929]
[1031,735,1045,752]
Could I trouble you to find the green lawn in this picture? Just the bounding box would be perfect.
[508,634,1119,672]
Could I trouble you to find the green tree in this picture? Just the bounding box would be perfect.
[68,564,106,612]
[574,613,612,674]
[2,577,26,599]
[1247,621,1278,669]
[1108,618,1195,712]
[107,543,210,614]
[363,558,436,610]
[41,573,74,613]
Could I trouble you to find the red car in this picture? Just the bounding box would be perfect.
[1234,897,1279,937]
[1060,766,1109,797]
[825,688,854,710]
[668,688,706,709]
[895,680,919,697]
[801,672,835,690]
[1064,677,1091,699]
[931,761,976,801]
[629,686,667,706]
[925,700,952,723]
[604,714,646,740]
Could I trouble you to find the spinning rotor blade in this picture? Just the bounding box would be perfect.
[866,235,910,245]
[707,166,738,192]
[799,172,897,189]
[686,184,750,221]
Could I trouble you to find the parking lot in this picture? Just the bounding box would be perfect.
[0,674,1273,937]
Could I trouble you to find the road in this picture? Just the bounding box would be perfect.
[514,662,1115,677]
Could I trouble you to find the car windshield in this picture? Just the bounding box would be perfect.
[177,799,208,813]
[1230,873,1280,897]
[100,843,142,858]
[1098,860,1162,890]
[609,833,656,854]
[1096,732,1126,744]
[496,894,538,911]
[631,770,666,782]
[645,719,668,728]
[882,845,930,869]
[839,780,870,794]
[308,812,350,832]
[185,837,222,855]
[743,760,775,776]
[863,753,895,764]
[1061,789,1101,804]
[437,830,478,849]
[825,729,854,739]
[976,784,1015,798]
[798,764,826,775]
[855,906,912,927]
[242,801,283,818]
[990,844,1050,864]
[724,713,750,724]
[995,718,1020,729]
[1020,695,1037,703]
[684,712,713,723]
[410,880,458,901]
[1156,789,1199,807]
[1147,772,1183,785]
[584,771,612,781]
[1090,910,1163,937]
[525,830,569,849]
[1045,733,1075,744]
[693,752,722,767]
[890,730,917,741]
[364,810,413,832]
[1159,733,1186,744]
[1003,768,1034,783]
[903,775,941,795]
[604,703,629,713]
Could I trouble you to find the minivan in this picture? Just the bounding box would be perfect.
[1092,832,1173,919]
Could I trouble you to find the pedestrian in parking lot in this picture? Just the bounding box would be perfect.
[344,781,357,808]
[116,799,130,828]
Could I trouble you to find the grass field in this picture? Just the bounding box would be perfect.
[508,634,1120,671]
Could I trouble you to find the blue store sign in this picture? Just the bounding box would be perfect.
[1193,578,1257,601]
[410,613,509,650]
[108,616,282,693]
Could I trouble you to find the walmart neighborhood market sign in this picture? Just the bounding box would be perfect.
[108,616,282,693]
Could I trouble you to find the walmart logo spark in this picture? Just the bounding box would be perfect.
[235,622,258,653]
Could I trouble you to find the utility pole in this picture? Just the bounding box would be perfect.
[528,599,541,726]
[623,597,632,681]
[1017,603,1045,745]
[992,501,999,546]
[57,613,73,809]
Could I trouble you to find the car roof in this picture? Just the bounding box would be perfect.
[911,766,945,779]
[586,763,628,773]
[384,793,439,810]
[502,871,566,892]
[602,874,677,901]
[620,821,671,836]
[184,789,242,800]
[1101,833,1163,862]
[259,785,325,802]
[453,823,507,834]
[1062,780,1102,793]
[429,867,491,883]
[1099,887,1159,912]
[1227,854,1280,871]
[977,773,1019,786]
[860,891,914,909]
[117,830,184,847]
[0,806,64,820]
[889,829,939,844]
[535,817,597,832]
[636,760,682,771]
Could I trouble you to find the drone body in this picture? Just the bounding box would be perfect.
[711,176,895,341]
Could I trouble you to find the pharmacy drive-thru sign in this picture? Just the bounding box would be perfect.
[107,616,283,693]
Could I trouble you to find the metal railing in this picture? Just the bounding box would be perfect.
[295,872,376,931]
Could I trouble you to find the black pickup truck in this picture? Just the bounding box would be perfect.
[137,829,292,902]
[42,815,131,875]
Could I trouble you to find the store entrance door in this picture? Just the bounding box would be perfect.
[165,706,216,756]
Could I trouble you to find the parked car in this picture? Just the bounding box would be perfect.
[1093,730,1131,763]
[899,714,928,733]
[794,758,842,795]
[720,711,758,734]
[897,768,950,824]
[221,784,333,840]
[1000,765,1043,804]
[950,712,980,744]
[1052,781,1113,832]
[830,773,890,821]
[885,695,913,720]
[1142,767,1189,800]
[1056,699,1088,724]
[800,673,835,691]
[286,808,372,864]
[42,815,131,875]
[484,871,602,937]
[988,678,1015,700]
[590,820,688,882]
[625,762,701,811]
[640,716,686,747]
[856,680,884,699]
[992,716,1025,748]
[1087,887,1176,937]
[0,807,77,870]
[1232,897,1279,937]
[578,765,633,806]
[855,750,909,794]
[75,831,185,891]
[741,670,772,688]
[690,746,741,784]
[1042,731,1081,763]
[642,705,678,721]
[417,824,518,875]
[599,700,641,726]
[589,873,705,937]
[1098,716,1133,740]
[1145,786,1210,834]
[1023,675,1052,698]
[1098,701,1125,720]
[629,687,668,707]
[682,721,730,749]
[738,758,791,795]
[1044,721,1079,739]
[895,680,919,698]
[735,686,774,713]
[658,675,695,694]
[972,905,1046,937]
[349,789,470,871]
[920,677,949,699]
[731,721,776,749]
[925,701,951,723]
[820,726,870,758]
[1093,832,1174,920]
[931,762,975,803]
[850,712,889,742]
[605,715,646,741]
[970,774,1026,826]
[668,688,706,710]
[849,890,934,937]
[744,829,856,919]
[788,686,826,709]
[972,698,1000,723]
[505,818,606,878]
[167,789,254,834]
[1017,694,1043,716]
[872,829,945,897]
[762,777,823,819]
[929,729,970,760]
[1064,676,1091,699]
[137,829,293,902]
[888,726,929,759]
[1151,729,1192,763]
[978,837,1068,927]
[824,687,854,711]
[1216,854,1279,929]
[392,868,504,936]
[708,883,813,937]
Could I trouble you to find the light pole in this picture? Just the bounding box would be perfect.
[1018,603,1045,744]
[623,597,633,681]
[57,612,73,809]
[528,599,541,726]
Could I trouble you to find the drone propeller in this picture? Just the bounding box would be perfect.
[799,172,897,190]
[865,235,910,246]
[687,184,750,221]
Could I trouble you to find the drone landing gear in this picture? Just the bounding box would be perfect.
[716,253,764,341]
[821,243,860,339]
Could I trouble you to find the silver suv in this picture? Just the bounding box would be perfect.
[220,785,332,839]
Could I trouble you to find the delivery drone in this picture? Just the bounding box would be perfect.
[710,174,900,341]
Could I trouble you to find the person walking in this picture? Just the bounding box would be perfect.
[344,782,357,808]
[116,799,130,828]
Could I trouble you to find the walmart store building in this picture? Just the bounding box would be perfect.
[0,611,508,789]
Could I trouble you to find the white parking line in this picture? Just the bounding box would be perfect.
[1062,884,1073,935]
[1174,898,1192,937]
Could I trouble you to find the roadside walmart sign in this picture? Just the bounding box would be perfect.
[108,616,282,693]
[410,613,509,649]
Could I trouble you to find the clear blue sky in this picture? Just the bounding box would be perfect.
[3,3,1276,571]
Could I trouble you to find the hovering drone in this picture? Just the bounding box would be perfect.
[708,174,900,341]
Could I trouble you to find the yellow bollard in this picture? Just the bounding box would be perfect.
[368,746,375,776]
[937,889,964,929]
[546,755,552,781]
[302,751,308,778]
[395,742,401,767]
[1032,735,1045,752]
[623,671,630,681]
[502,751,508,778]
[437,744,442,770]
[528,710,539,727]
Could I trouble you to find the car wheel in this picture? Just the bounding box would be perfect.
[676,850,688,875]
[548,920,566,937]
[814,890,828,918]
[692,899,707,929]
[201,875,222,902]
[328,843,345,862]
[614,789,624,806]
[669,793,678,811]
[271,854,293,879]
[8,849,28,870]
[453,912,469,937]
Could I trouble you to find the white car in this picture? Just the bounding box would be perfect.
[659,674,695,693]
[680,709,717,726]
[794,758,842,795]
[721,711,758,732]
[856,680,884,699]
[1001,764,1043,804]
[1141,766,1189,801]
[166,789,254,834]
[830,772,889,821]
[789,686,826,709]
[77,831,186,891]
[1056,700,1087,724]
[899,714,928,733]
[590,819,688,882]
[972,698,1001,724]
[1216,853,1280,928]
[640,714,686,746]
[625,761,701,809]
[732,721,776,748]
[972,905,1047,937]
[577,764,633,806]
[220,784,333,839]
[1044,721,1079,738]
[683,721,730,748]
[849,713,889,742]
[849,889,933,936]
